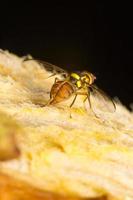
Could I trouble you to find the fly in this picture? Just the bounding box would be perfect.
[23,58,116,115]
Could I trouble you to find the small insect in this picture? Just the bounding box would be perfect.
[23,59,116,115]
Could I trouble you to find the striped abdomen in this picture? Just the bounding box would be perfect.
[49,81,75,105]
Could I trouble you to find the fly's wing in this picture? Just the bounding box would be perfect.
[89,84,116,113]
[23,58,69,79]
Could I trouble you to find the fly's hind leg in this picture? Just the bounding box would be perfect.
[69,94,78,118]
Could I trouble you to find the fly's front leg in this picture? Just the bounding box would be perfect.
[74,91,99,118]
[69,92,86,118]
[83,96,88,111]
[69,92,85,110]
[76,91,91,111]
[69,91,88,117]
[74,91,88,111]
[86,91,91,109]
[87,91,99,118]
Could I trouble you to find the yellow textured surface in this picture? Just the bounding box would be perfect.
[0,111,20,160]
[0,50,133,200]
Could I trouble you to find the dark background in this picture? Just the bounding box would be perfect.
[0,2,133,109]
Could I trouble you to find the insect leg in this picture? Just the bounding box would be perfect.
[87,91,91,109]
[87,91,99,118]
[70,94,78,108]
[54,77,60,83]
[75,91,98,118]
[72,91,90,113]
[69,94,78,118]
[70,92,86,116]
[83,96,88,111]
[76,91,91,112]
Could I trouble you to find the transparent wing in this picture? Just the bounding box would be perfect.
[89,84,116,113]
[23,58,69,79]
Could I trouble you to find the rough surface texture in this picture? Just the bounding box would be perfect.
[0,111,20,160]
[0,50,133,200]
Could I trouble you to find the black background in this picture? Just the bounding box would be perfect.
[0,2,133,109]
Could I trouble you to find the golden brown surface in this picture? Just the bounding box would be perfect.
[0,111,20,161]
[0,173,83,200]
[0,50,133,200]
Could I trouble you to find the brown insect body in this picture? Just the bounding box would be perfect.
[49,80,75,105]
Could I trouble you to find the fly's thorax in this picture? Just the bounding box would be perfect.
[69,72,82,89]
[69,73,80,84]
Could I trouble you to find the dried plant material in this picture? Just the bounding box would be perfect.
[0,111,20,161]
[0,172,83,200]
[0,49,133,200]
